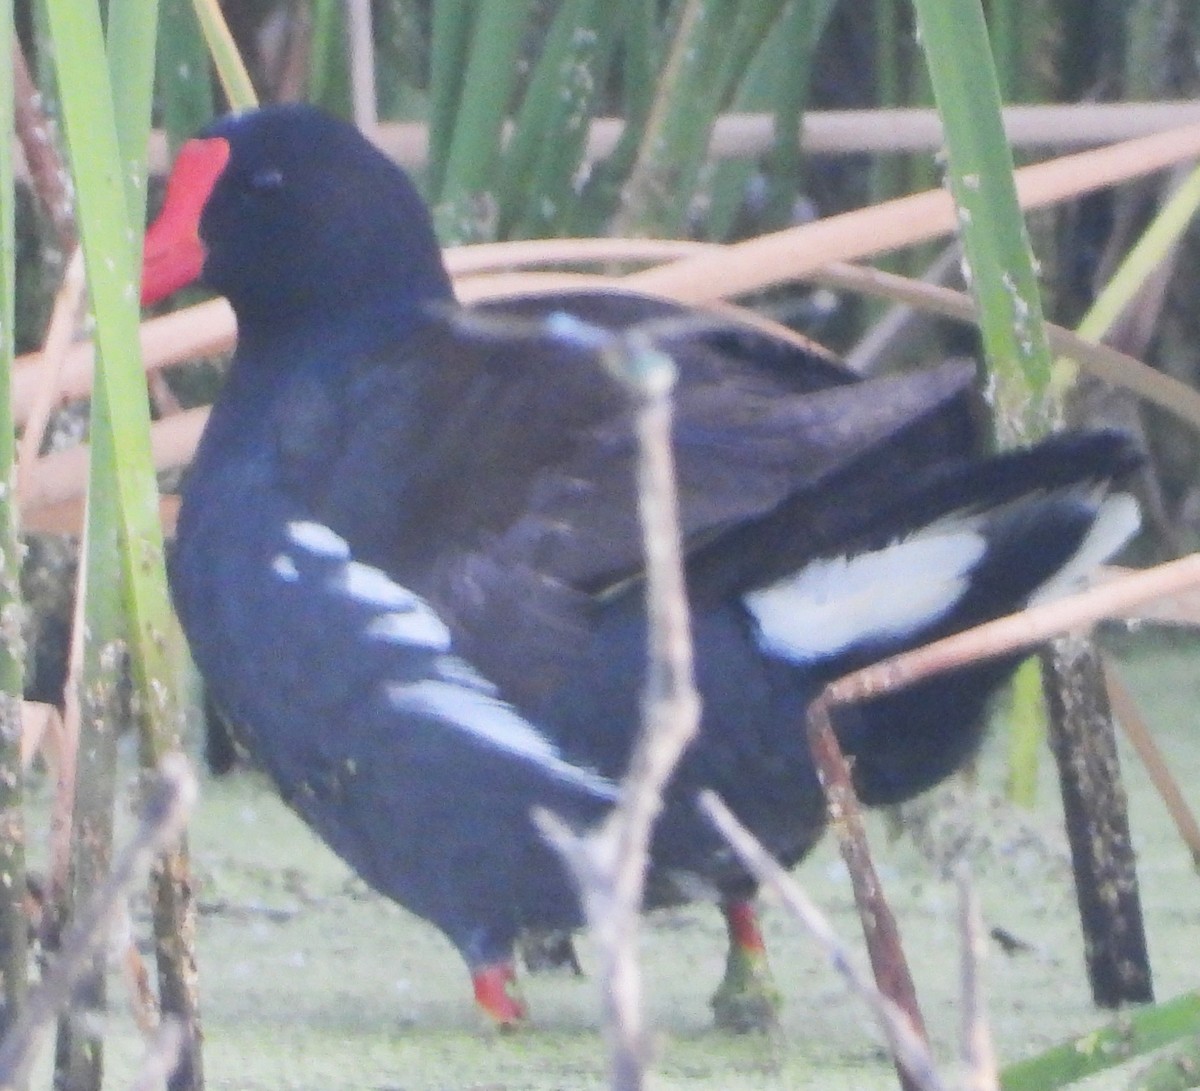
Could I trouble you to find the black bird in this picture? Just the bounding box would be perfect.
[142,103,1140,1027]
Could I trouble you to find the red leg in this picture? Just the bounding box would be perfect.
[711,898,780,1031]
[471,961,528,1028]
[724,899,768,958]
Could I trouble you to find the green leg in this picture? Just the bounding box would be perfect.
[710,898,781,1032]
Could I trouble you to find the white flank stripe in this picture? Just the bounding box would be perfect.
[542,311,612,351]
[334,560,419,609]
[385,676,617,800]
[746,529,986,662]
[1030,492,1141,605]
[435,656,497,691]
[365,608,451,650]
[271,553,300,582]
[287,520,351,559]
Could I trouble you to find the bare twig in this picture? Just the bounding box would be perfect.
[0,754,197,1090]
[823,556,1200,709]
[11,42,76,250]
[957,867,999,1091]
[795,559,1200,1083]
[54,102,1200,186]
[844,243,962,375]
[16,248,86,502]
[807,693,930,1091]
[535,325,700,1091]
[627,121,1200,302]
[808,263,1200,434]
[698,791,948,1091]
[128,1016,185,1091]
[345,0,377,136]
[1102,655,1200,868]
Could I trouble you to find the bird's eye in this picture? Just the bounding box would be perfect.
[247,167,284,193]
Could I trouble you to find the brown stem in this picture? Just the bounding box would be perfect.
[11,42,76,251]
[825,556,1200,708]
[1103,655,1200,868]
[1042,636,1153,1008]
[807,695,928,1091]
[957,868,998,1091]
[699,792,948,1091]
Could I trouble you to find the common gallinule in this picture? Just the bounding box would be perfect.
[142,103,1141,1027]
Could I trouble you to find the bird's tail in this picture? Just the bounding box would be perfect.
[744,429,1142,805]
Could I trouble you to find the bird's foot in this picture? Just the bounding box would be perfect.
[472,961,528,1029]
[710,900,780,1033]
[519,929,584,976]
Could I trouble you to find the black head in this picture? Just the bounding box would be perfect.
[143,104,453,329]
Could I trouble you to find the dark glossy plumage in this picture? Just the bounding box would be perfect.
[144,104,1140,1024]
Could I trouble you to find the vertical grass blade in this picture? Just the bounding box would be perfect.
[157,0,214,156]
[621,0,658,122]
[568,0,659,235]
[309,0,351,115]
[189,0,257,110]
[705,0,836,240]
[1076,164,1200,345]
[106,0,159,219]
[988,0,1024,102]
[433,0,535,243]
[910,0,1057,444]
[497,0,615,239]
[426,0,473,197]
[910,0,1060,807]
[1004,658,1044,807]
[0,0,28,1043]
[757,0,835,228]
[706,1,793,119]
[612,0,753,237]
[46,0,158,1078]
[43,2,203,1088]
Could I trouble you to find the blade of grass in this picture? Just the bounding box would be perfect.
[869,0,905,211]
[621,0,658,120]
[426,0,473,198]
[745,0,832,234]
[910,0,1056,443]
[43,3,202,1089]
[497,0,615,239]
[1000,992,1200,1091]
[433,0,535,243]
[1003,658,1044,807]
[106,0,158,218]
[51,0,160,1077]
[0,0,28,1041]
[612,0,752,237]
[568,0,659,236]
[189,0,257,110]
[988,0,1024,102]
[705,0,837,240]
[705,0,795,128]
[1076,163,1200,346]
[54,419,124,1091]
[912,0,1149,953]
[156,0,214,156]
[309,0,350,116]
[372,0,426,120]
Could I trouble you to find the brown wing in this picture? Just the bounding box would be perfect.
[274,290,979,702]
